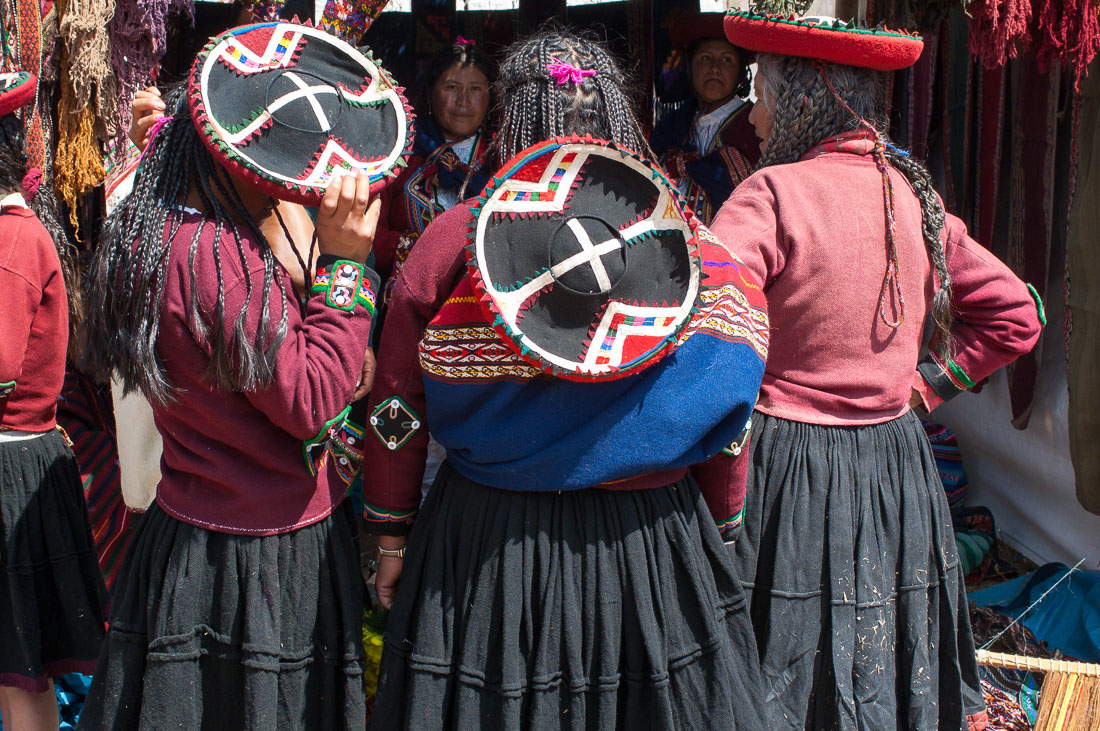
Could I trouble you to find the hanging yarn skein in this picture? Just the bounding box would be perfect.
[55,0,116,230]
[967,0,1033,68]
[1032,0,1100,92]
[109,0,193,142]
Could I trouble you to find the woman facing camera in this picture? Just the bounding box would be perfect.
[650,11,759,223]
[711,11,1045,730]
[362,26,771,731]
[379,39,496,281]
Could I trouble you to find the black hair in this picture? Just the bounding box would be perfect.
[0,114,84,352]
[755,53,953,355]
[686,38,753,100]
[424,41,497,99]
[84,85,288,404]
[493,24,650,165]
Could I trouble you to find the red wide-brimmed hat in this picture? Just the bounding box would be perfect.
[188,20,413,205]
[723,10,923,71]
[0,72,37,117]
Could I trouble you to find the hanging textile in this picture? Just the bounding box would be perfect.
[967,0,1032,68]
[54,0,116,228]
[1066,62,1100,515]
[974,64,1007,246]
[109,0,194,145]
[1032,0,1100,92]
[320,0,388,42]
[1004,57,1059,428]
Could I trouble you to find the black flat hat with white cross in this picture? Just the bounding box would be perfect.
[188,21,412,205]
[468,138,703,381]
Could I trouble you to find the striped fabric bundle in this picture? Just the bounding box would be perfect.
[924,420,969,510]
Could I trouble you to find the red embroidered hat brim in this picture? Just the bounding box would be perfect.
[723,10,923,71]
[467,136,704,381]
[188,20,413,205]
[0,72,37,118]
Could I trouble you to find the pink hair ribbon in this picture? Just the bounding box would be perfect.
[139,115,172,159]
[547,57,596,85]
[455,35,475,46]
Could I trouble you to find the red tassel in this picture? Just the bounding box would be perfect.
[1032,0,1100,90]
[967,0,1032,68]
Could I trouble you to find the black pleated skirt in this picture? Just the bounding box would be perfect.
[0,429,108,692]
[732,410,987,730]
[370,462,768,731]
[77,501,367,731]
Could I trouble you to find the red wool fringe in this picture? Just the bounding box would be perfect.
[1033,0,1100,91]
[968,0,1033,68]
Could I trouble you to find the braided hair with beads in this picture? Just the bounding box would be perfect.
[83,86,288,405]
[0,113,84,352]
[754,52,953,356]
[493,25,650,166]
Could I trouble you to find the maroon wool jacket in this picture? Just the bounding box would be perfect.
[150,211,375,535]
[709,133,1044,425]
[0,203,67,432]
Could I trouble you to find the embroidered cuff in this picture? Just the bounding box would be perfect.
[1027,283,1047,327]
[363,501,417,536]
[911,369,945,413]
[302,405,366,489]
[311,257,377,315]
[0,380,14,397]
[370,396,421,451]
[716,508,744,542]
[916,350,975,404]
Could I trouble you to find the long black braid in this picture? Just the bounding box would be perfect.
[84,86,288,404]
[755,52,954,355]
[0,114,84,352]
[493,24,650,165]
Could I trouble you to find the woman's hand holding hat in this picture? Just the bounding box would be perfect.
[315,170,380,264]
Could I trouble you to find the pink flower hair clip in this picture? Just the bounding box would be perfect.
[547,57,596,85]
[455,35,476,46]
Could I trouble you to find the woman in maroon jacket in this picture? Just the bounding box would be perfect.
[0,72,108,731]
[710,12,1045,730]
[77,45,389,728]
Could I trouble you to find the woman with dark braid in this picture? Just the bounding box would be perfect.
[362,26,770,731]
[0,71,108,731]
[710,13,1045,730]
[76,32,391,725]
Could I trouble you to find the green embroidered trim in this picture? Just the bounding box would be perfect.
[369,396,421,451]
[946,358,976,390]
[0,379,14,397]
[715,508,744,533]
[302,405,351,476]
[363,500,416,523]
[311,260,376,314]
[1027,283,1047,327]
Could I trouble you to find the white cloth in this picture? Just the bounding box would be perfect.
[111,378,161,510]
[692,97,744,154]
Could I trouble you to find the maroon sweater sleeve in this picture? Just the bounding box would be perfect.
[914,212,1044,408]
[186,226,377,441]
[0,240,37,395]
[361,202,472,535]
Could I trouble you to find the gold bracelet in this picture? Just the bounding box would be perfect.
[378,545,406,559]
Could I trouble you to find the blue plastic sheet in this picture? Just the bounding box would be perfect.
[970,563,1100,663]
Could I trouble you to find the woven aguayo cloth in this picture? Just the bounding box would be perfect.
[188,21,412,205]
